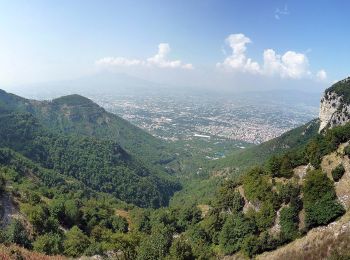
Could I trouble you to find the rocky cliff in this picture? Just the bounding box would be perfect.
[319,77,350,132]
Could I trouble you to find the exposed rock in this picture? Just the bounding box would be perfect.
[319,77,350,132]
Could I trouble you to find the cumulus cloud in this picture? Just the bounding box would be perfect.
[147,43,193,69]
[216,34,260,74]
[263,49,310,79]
[218,33,322,80]
[96,43,193,70]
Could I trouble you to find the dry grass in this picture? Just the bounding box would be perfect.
[257,212,350,260]
[198,204,210,218]
[115,209,132,230]
[0,244,66,260]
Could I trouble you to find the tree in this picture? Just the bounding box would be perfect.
[332,164,345,182]
[33,233,63,255]
[215,181,244,213]
[64,199,81,227]
[63,226,90,257]
[6,219,32,248]
[168,237,195,260]
[266,155,282,177]
[254,202,276,231]
[243,167,271,202]
[303,170,345,229]
[219,213,255,254]
[241,234,260,258]
[111,232,141,260]
[279,155,294,178]
[136,224,173,260]
[176,205,202,232]
[279,206,299,242]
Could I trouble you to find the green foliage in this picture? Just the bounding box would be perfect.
[266,155,282,177]
[176,205,202,232]
[254,202,276,231]
[279,183,301,206]
[136,224,173,260]
[215,180,244,213]
[211,119,319,173]
[0,110,180,208]
[267,155,294,178]
[5,219,32,249]
[200,210,224,244]
[332,164,345,182]
[241,234,260,258]
[168,237,195,260]
[22,203,59,234]
[242,167,272,202]
[63,226,91,257]
[219,213,256,254]
[186,225,213,259]
[303,170,345,229]
[33,233,63,255]
[279,206,299,242]
[111,232,141,260]
[279,155,294,178]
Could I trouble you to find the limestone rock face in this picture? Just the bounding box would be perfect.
[319,80,350,133]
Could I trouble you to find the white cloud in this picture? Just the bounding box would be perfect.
[216,34,260,74]
[96,43,193,70]
[263,49,310,79]
[316,69,327,81]
[96,57,144,67]
[218,33,323,80]
[275,5,289,20]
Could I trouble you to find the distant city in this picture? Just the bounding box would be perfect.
[92,93,319,145]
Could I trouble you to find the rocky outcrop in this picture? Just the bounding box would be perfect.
[319,78,350,132]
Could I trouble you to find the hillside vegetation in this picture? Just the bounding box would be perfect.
[2,78,350,259]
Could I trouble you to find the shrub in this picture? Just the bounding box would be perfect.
[215,182,244,213]
[332,164,345,182]
[219,213,256,254]
[33,233,63,255]
[254,202,276,231]
[303,170,345,229]
[169,237,195,260]
[279,206,299,242]
[63,226,90,257]
[5,219,32,248]
[242,167,271,202]
[241,234,260,257]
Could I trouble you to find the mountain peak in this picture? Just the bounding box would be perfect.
[319,77,350,132]
[52,94,95,106]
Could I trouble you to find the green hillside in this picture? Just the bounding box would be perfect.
[0,90,177,168]
[0,105,179,208]
[210,118,320,173]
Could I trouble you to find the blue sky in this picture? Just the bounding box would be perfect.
[0,0,349,91]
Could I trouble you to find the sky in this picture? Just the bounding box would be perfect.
[0,0,349,92]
